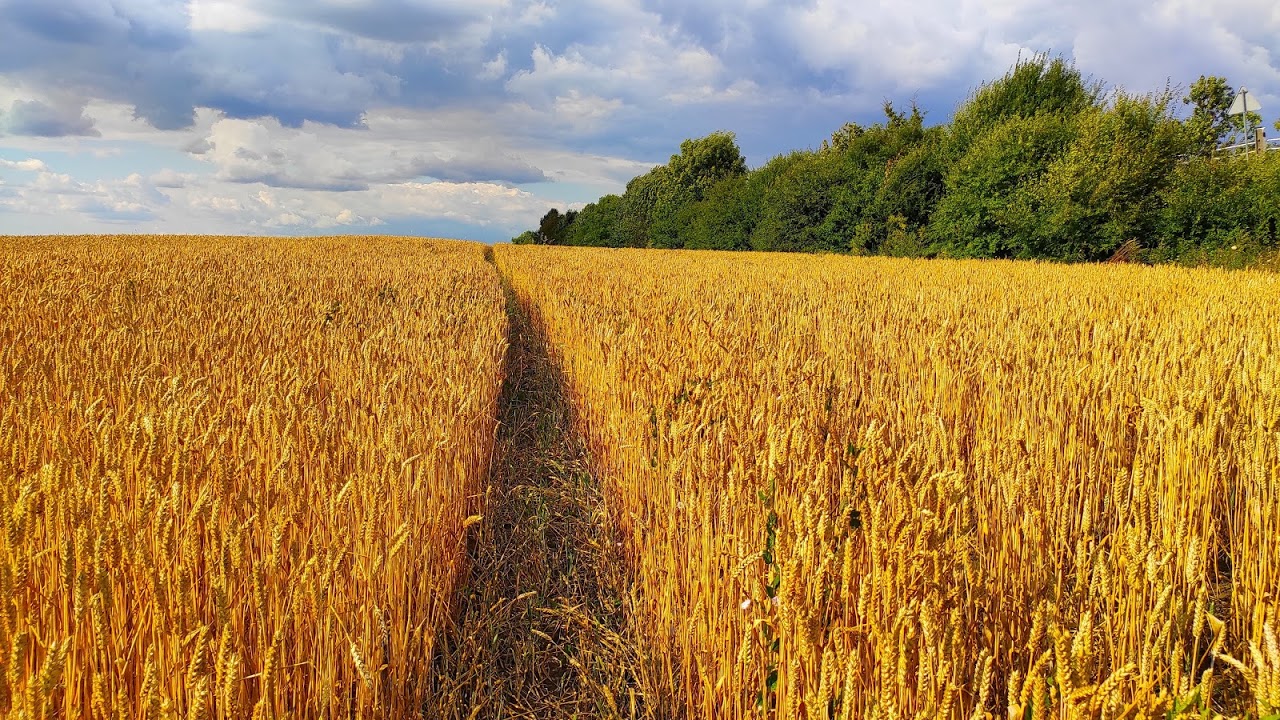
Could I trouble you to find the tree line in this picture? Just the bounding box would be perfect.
[514,56,1280,266]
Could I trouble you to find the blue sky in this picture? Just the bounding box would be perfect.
[1,0,1278,242]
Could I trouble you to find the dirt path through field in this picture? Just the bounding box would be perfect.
[423,275,641,719]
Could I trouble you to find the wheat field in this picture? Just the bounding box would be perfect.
[496,245,1280,719]
[0,236,506,718]
[4,235,1280,719]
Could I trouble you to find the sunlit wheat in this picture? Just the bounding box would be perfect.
[497,245,1280,719]
[0,235,506,718]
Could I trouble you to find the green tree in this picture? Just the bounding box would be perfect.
[879,214,928,257]
[681,153,806,250]
[537,208,577,244]
[648,132,749,248]
[615,168,667,248]
[511,230,538,245]
[875,132,947,240]
[808,103,945,254]
[1016,92,1190,260]
[948,54,1099,157]
[1156,150,1280,257]
[508,56,1276,267]
[927,55,1098,258]
[927,113,1080,258]
[666,131,748,196]
[678,176,753,250]
[821,121,865,153]
[1184,75,1234,152]
[1183,75,1262,154]
[751,150,853,252]
[565,195,623,247]
[1155,156,1253,256]
[1255,153,1280,247]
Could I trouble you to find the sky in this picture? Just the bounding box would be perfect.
[1,0,1278,242]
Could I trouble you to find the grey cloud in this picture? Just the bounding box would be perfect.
[416,154,549,184]
[252,0,506,44]
[3,99,100,137]
[221,172,372,192]
[5,0,188,46]
[192,114,552,191]
[80,199,158,223]
[0,1,198,129]
[5,0,132,44]
[217,152,548,190]
[184,138,213,155]
[0,0,402,130]
[1,0,1276,142]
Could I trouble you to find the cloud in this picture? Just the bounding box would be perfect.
[187,0,268,32]
[506,36,729,107]
[0,152,568,237]
[190,112,550,191]
[6,0,134,45]
[0,0,1276,141]
[1062,0,1280,96]
[0,165,166,223]
[247,0,509,45]
[417,153,548,184]
[149,169,191,188]
[480,52,508,81]
[0,158,50,171]
[0,0,410,130]
[2,98,100,137]
[197,118,375,190]
[552,91,623,132]
[166,176,552,233]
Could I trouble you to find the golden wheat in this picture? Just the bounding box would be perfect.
[7,233,1278,719]
[496,245,1280,719]
[0,235,506,718]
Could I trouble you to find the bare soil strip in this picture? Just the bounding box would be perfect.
[424,282,641,719]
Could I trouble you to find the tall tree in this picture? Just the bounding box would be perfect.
[1016,91,1189,260]
[822,102,945,253]
[927,113,1080,258]
[616,168,667,248]
[948,54,1099,157]
[649,132,749,248]
[821,121,865,153]
[1183,75,1260,154]
[537,208,577,245]
[666,132,749,195]
[927,54,1098,258]
[565,195,622,247]
[751,150,853,253]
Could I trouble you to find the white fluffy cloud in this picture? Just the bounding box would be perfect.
[0,157,48,171]
[0,165,166,223]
